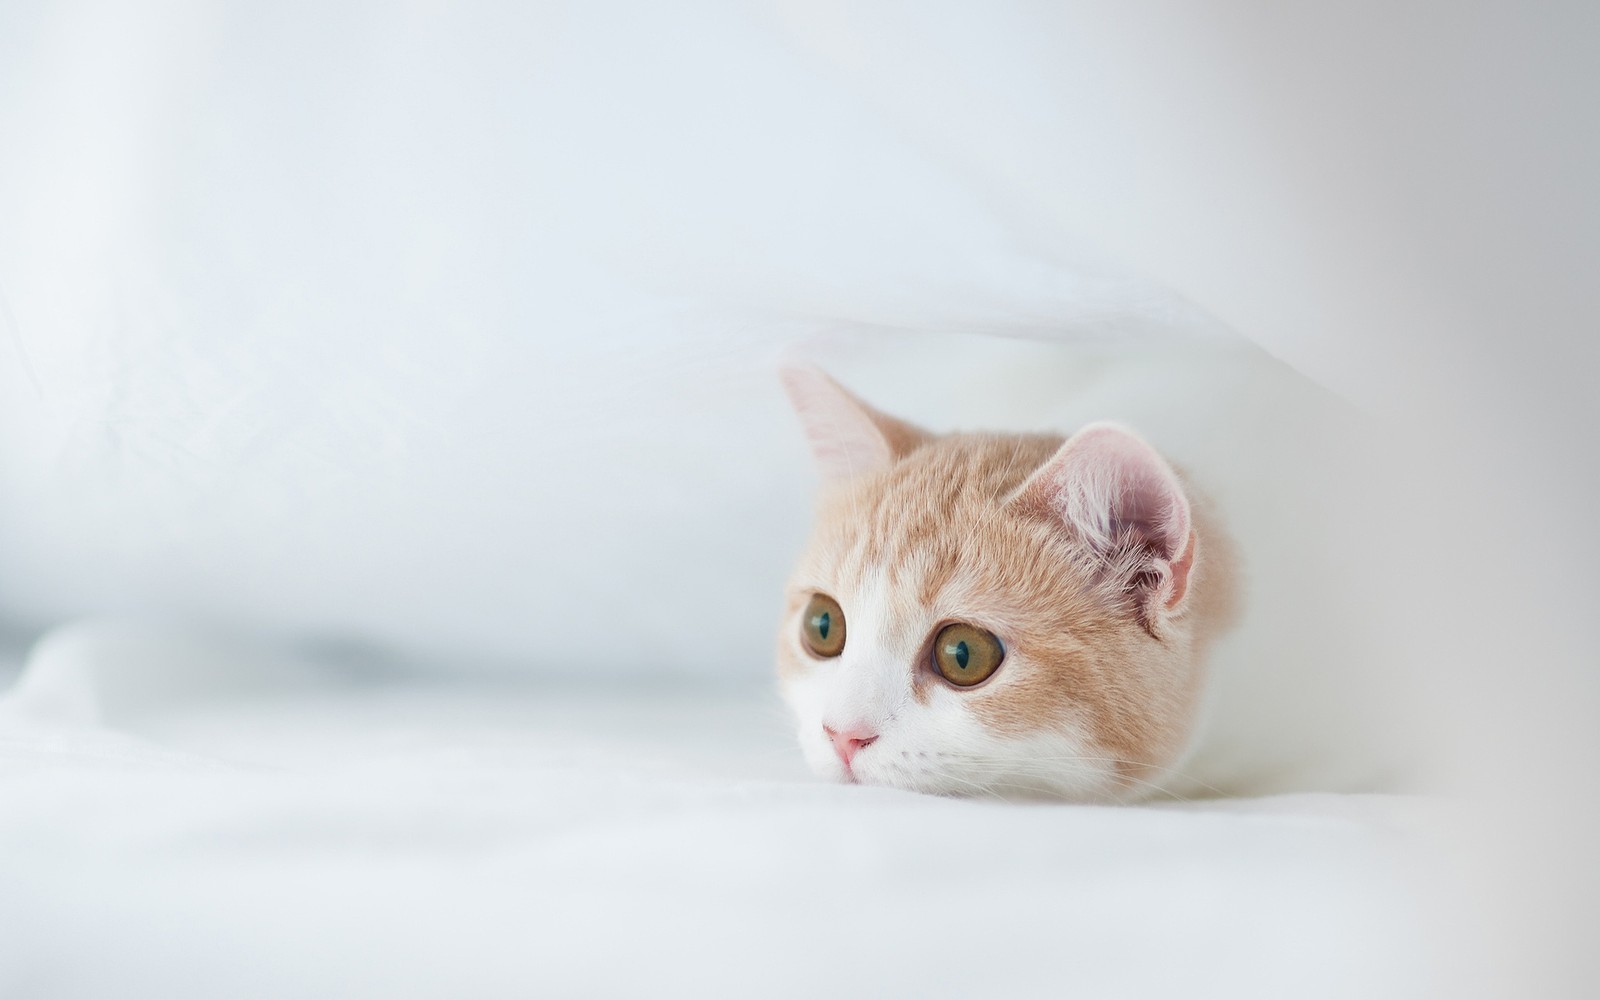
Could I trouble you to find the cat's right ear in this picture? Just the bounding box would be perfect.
[1009,422,1197,624]
[780,366,929,484]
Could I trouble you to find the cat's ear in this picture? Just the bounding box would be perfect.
[1010,423,1197,620]
[780,366,929,484]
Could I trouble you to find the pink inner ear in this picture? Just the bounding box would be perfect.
[779,366,925,485]
[1049,425,1190,557]
[1165,531,1197,609]
[1014,423,1195,615]
[780,367,893,483]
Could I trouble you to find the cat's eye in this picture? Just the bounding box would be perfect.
[800,594,846,658]
[932,623,1005,687]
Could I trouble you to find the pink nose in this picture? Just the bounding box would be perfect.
[823,725,879,767]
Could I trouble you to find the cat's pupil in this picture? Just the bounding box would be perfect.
[815,612,830,640]
[953,640,969,670]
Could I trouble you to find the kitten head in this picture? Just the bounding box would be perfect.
[776,367,1237,802]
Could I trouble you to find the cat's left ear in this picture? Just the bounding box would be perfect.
[780,366,929,485]
[1010,423,1197,622]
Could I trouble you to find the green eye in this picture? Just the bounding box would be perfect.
[801,594,846,658]
[932,623,1005,686]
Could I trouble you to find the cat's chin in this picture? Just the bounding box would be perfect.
[841,756,1135,803]
[836,763,992,799]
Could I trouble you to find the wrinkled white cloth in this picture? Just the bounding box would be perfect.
[0,674,1435,1000]
[0,1,1240,680]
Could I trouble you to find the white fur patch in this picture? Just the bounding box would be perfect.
[781,567,1126,800]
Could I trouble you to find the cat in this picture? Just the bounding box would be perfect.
[776,366,1239,802]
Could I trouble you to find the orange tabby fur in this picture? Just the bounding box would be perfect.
[777,369,1239,800]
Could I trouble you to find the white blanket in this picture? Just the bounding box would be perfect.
[0,641,1435,1000]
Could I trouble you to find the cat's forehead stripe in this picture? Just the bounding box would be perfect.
[831,436,1058,613]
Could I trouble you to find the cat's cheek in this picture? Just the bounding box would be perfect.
[840,699,972,795]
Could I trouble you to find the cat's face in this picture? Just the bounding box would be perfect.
[776,368,1235,802]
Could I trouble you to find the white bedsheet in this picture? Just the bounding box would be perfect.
[0,663,1438,1000]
